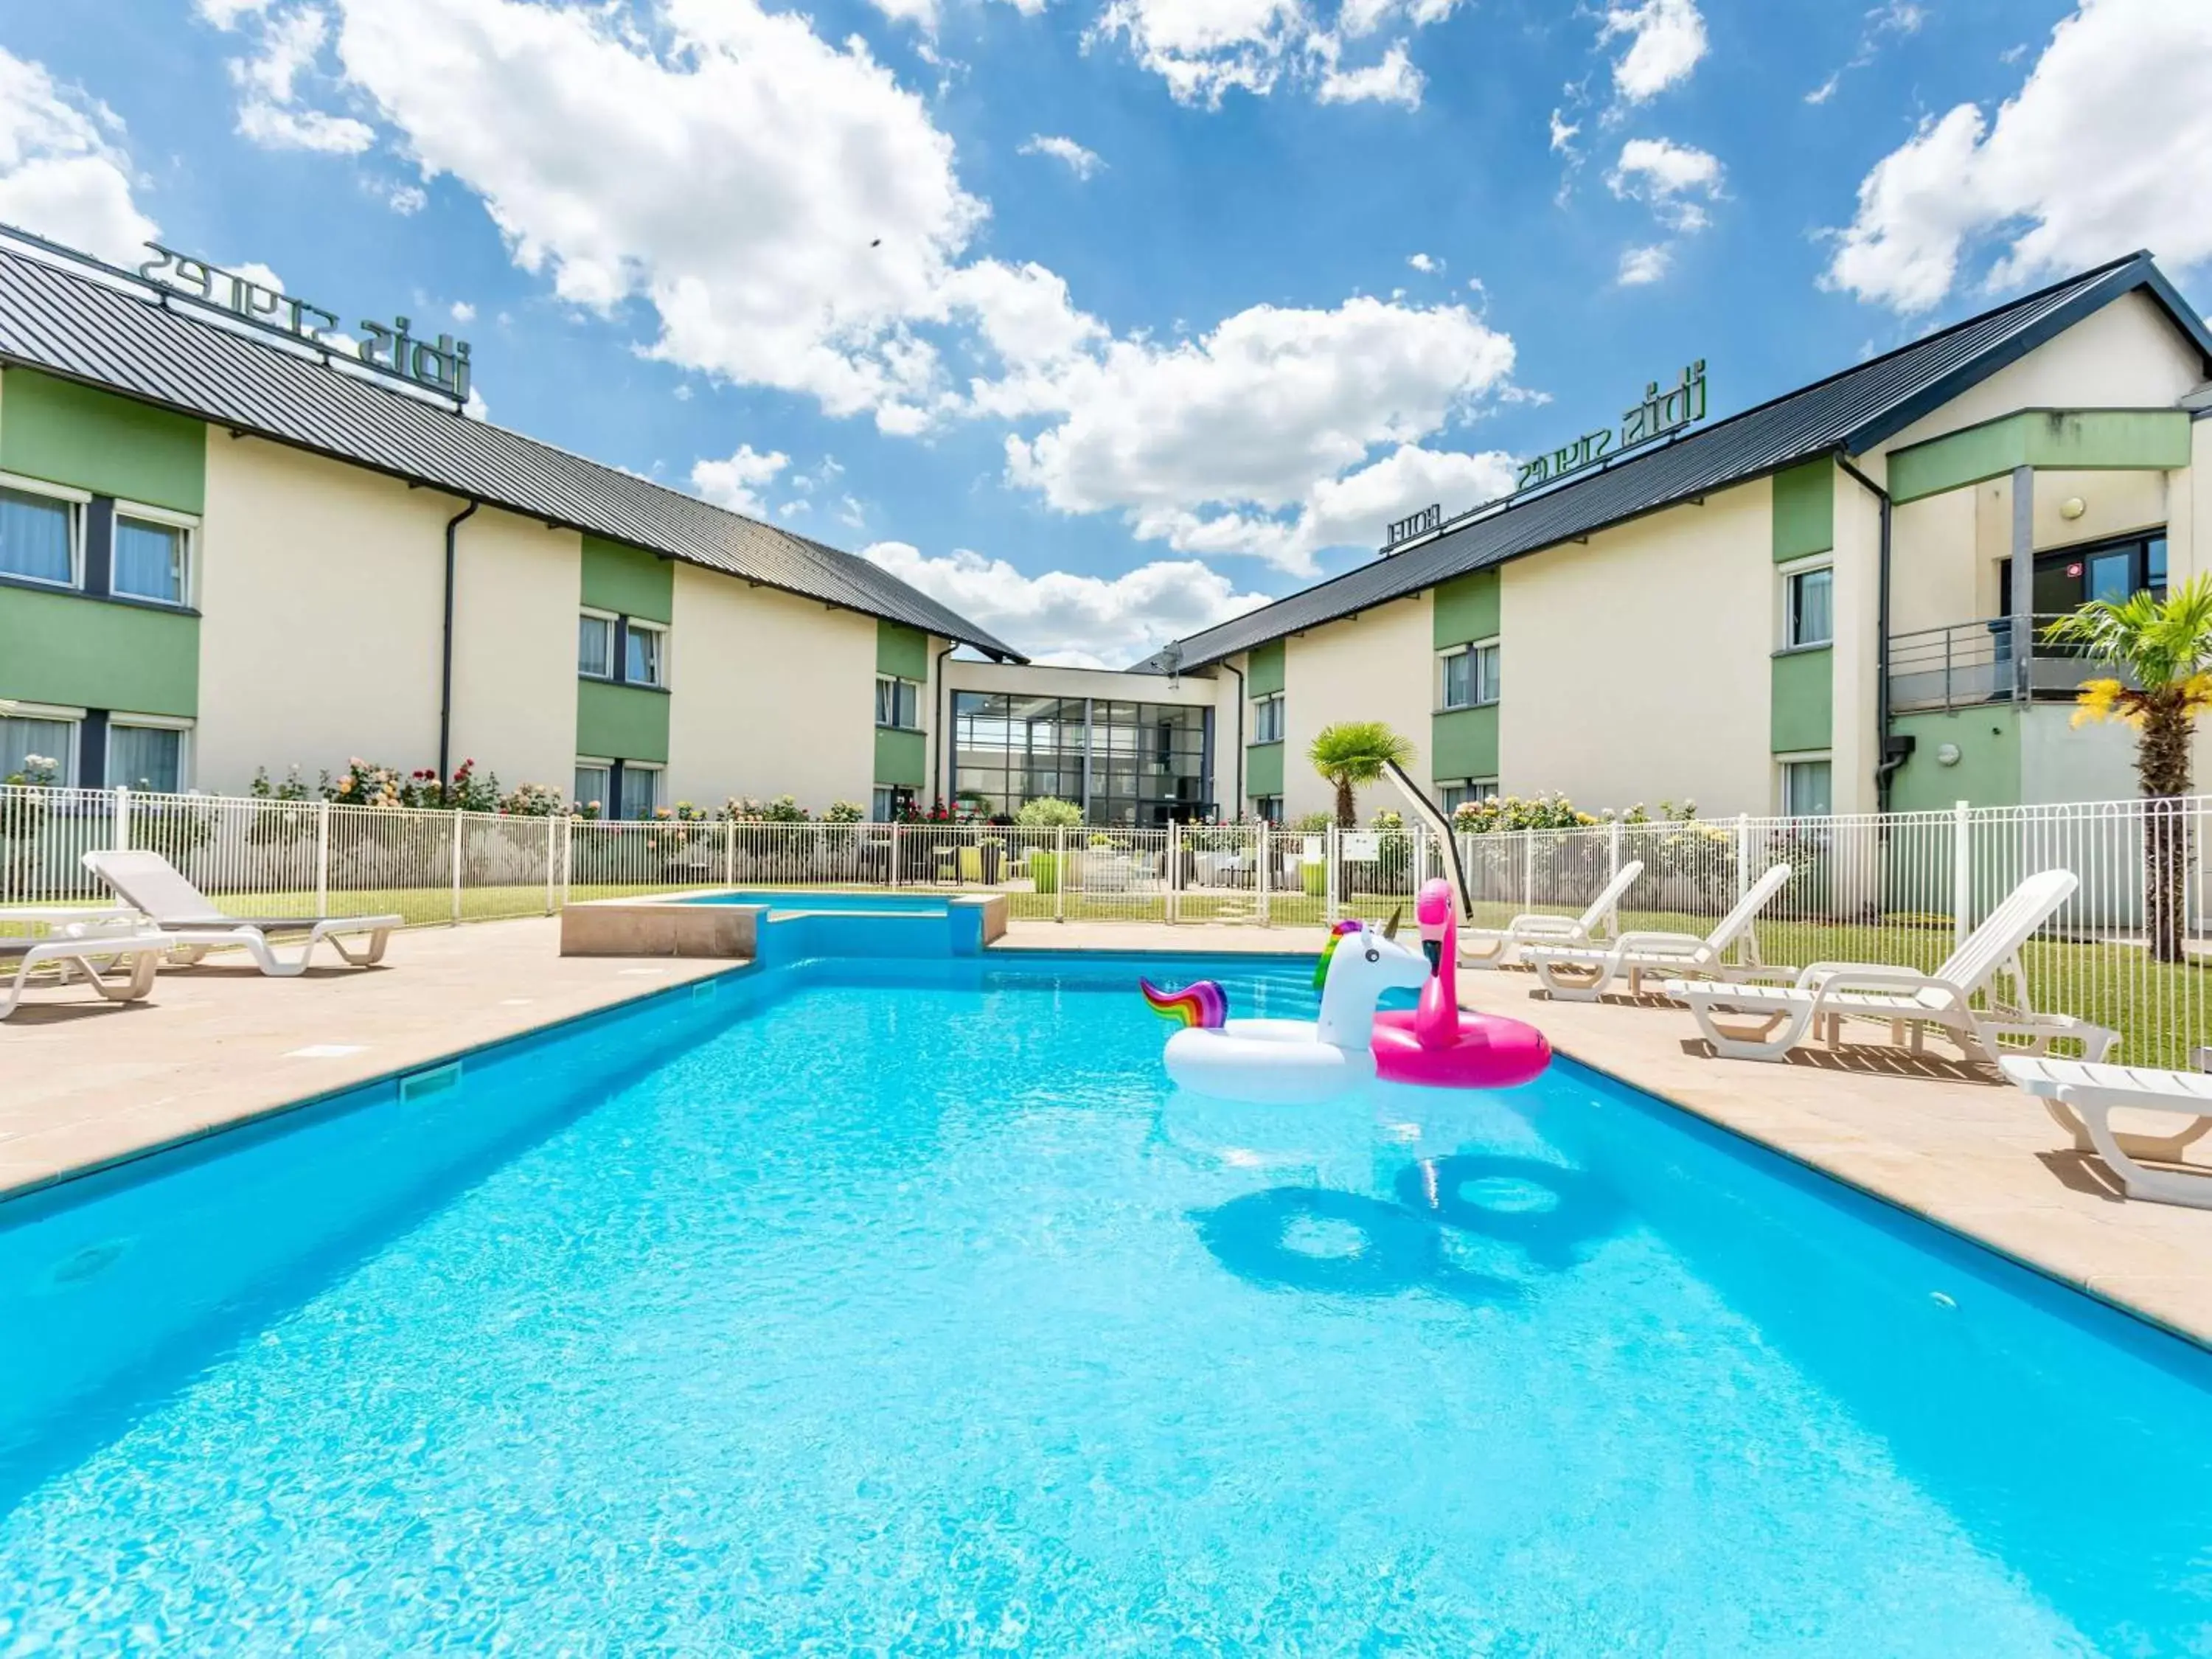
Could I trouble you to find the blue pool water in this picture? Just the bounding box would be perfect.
[686,889,953,911]
[3,953,2210,1653]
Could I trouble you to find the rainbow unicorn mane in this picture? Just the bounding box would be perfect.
[1139,977,1228,1029]
[1313,917,1366,990]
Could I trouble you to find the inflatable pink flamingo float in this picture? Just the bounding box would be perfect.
[1373,877,1551,1088]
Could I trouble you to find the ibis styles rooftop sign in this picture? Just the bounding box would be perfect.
[137,243,473,406]
[1382,360,1708,552]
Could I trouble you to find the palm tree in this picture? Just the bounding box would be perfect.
[1308,721,1416,830]
[2043,574,2212,962]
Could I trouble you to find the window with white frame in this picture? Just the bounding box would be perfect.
[1441,779,1499,813]
[577,613,616,679]
[619,762,662,820]
[1253,794,1283,823]
[574,761,612,815]
[625,619,667,689]
[108,720,187,792]
[1439,641,1500,710]
[875,675,921,729]
[1784,564,1833,650]
[0,482,79,588]
[1251,692,1284,745]
[111,510,192,605]
[0,708,78,784]
[1781,756,1832,817]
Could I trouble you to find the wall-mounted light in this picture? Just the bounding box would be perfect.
[1936,742,1961,767]
[2059,495,2087,521]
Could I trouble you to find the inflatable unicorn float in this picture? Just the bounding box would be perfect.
[1141,765,1550,1105]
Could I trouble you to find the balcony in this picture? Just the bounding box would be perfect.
[1887,615,2117,713]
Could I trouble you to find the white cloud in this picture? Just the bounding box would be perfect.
[868,0,941,28]
[1617,243,1671,285]
[451,299,475,323]
[227,6,376,153]
[1407,251,1440,273]
[1548,108,1580,154]
[197,0,274,21]
[1000,296,1517,574]
[1607,136,1722,231]
[0,49,159,265]
[1598,0,1705,104]
[690,443,790,519]
[1824,0,2212,313]
[385,181,426,214]
[1091,0,1456,108]
[1805,0,1927,104]
[858,542,1273,667]
[1804,72,1840,105]
[1019,134,1105,180]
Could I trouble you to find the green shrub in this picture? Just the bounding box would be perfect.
[1015,796,1085,828]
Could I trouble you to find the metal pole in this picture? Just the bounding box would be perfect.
[891,822,903,891]
[111,785,130,855]
[544,814,557,915]
[1736,813,1751,905]
[1054,824,1066,923]
[1257,821,1270,928]
[1607,815,1621,880]
[1326,826,1340,924]
[2010,464,2034,703]
[1953,798,1972,947]
[450,808,463,925]
[724,816,736,888]
[316,799,331,918]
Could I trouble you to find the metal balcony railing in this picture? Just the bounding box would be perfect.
[1887,614,2115,713]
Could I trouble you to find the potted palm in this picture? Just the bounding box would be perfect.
[2044,575,2212,963]
[1308,721,1416,904]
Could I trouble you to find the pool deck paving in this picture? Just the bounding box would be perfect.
[3,912,2210,1352]
[1004,918,2212,1349]
[0,917,726,1204]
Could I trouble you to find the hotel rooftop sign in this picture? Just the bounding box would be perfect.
[1382,360,1708,553]
[136,243,473,408]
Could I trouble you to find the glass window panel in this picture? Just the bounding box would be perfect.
[625,624,664,687]
[1475,644,1501,704]
[113,518,186,604]
[0,487,73,585]
[2148,536,2168,594]
[2087,551,2133,607]
[573,765,611,814]
[1441,651,1471,709]
[1784,759,1832,817]
[1,716,75,783]
[578,616,613,678]
[1789,568,1833,647]
[108,725,181,792]
[621,765,660,820]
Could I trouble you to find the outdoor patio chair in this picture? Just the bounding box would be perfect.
[1665,869,2116,1065]
[82,849,403,978]
[0,924,178,1019]
[1458,860,1646,969]
[1521,863,1792,1001]
[2001,1055,2212,1209]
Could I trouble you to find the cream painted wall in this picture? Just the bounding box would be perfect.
[1501,482,1775,815]
[1280,595,1433,821]
[449,509,581,791]
[197,436,456,791]
[666,566,877,810]
[1889,488,1980,636]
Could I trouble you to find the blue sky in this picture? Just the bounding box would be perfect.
[0,0,2205,661]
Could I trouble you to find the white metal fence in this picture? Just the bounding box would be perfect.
[6,785,2211,1062]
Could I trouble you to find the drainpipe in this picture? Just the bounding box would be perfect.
[437,499,480,783]
[1220,660,1245,814]
[1835,456,1903,807]
[928,641,956,806]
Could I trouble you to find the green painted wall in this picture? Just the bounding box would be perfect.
[1770,647,1833,753]
[0,586,198,715]
[1246,740,1284,798]
[874,726,926,787]
[1431,706,1498,780]
[1770,459,1834,563]
[1246,640,1284,698]
[1432,569,1498,646]
[877,619,930,680]
[1888,709,2022,811]
[0,369,206,512]
[580,536,674,622]
[575,678,669,762]
[1888,408,2192,504]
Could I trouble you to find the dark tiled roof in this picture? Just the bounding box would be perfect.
[0,233,1023,659]
[1160,251,2212,670]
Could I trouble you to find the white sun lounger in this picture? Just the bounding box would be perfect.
[1665,869,2116,1065]
[1522,863,1792,1001]
[2002,1056,2212,1209]
[0,928,175,1019]
[83,849,403,978]
[1459,859,1645,968]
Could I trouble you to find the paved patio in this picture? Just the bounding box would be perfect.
[4,913,2210,1350]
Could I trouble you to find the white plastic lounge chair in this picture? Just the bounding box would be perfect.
[83,849,403,978]
[0,928,175,1018]
[1522,863,1792,1001]
[1458,860,1646,969]
[2002,1056,2212,1209]
[1666,869,2115,1065]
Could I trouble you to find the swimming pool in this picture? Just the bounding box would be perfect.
[684,888,953,911]
[3,952,2207,1652]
